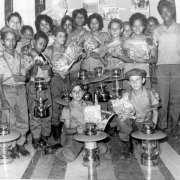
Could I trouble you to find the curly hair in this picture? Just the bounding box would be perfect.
[147,16,159,25]
[52,26,67,37]
[34,31,49,44]
[129,13,147,27]
[20,25,34,36]
[72,8,88,26]
[61,15,74,28]
[35,14,54,32]
[7,12,22,24]
[157,0,176,18]
[87,13,104,31]
[108,18,123,30]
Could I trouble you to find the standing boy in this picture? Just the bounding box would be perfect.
[0,27,30,156]
[45,26,68,140]
[27,31,53,149]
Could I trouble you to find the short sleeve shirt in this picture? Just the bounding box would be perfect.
[123,87,159,122]
[0,51,26,85]
[61,100,92,128]
[153,22,180,65]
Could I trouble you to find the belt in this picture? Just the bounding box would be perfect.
[3,84,25,90]
[29,81,50,86]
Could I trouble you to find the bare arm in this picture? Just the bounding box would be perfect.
[152,109,158,128]
[64,118,77,135]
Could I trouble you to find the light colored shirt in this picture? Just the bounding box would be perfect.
[61,100,91,128]
[0,51,27,85]
[44,43,65,66]
[123,87,159,122]
[153,21,180,65]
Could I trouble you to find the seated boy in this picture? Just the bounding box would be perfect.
[118,68,159,159]
[43,80,107,162]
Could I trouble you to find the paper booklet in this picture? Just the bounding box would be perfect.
[111,96,136,122]
[84,105,114,131]
[53,41,83,73]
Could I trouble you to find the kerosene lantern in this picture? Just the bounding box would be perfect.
[34,77,51,118]
[95,83,110,103]
[83,84,93,102]
[111,68,123,99]
[73,123,107,168]
[61,83,71,102]
[131,121,166,166]
[0,109,20,164]
[94,67,103,77]
[78,69,88,80]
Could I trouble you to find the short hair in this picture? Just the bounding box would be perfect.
[157,0,176,18]
[35,14,54,32]
[61,15,74,29]
[108,18,123,30]
[129,13,147,27]
[147,16,159,25]
[72,8,88,26]
[34,31,49,44]
[7,12,22,24]
[87,13,104,31]
[52,26,67,37]
[20,25,34,36]
[0,27,19,41]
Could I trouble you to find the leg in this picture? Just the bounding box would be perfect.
[169,65,180,136]
[156,65,170,129]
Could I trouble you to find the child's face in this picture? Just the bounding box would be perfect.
[132,19,145,35]
[7,16,21,31]
[90,18,99,32]
[128,76,145,91]
[123,24,132,38]
[55,32,66,45]
[75,13,85,26]
[34,37,47,53]
[146,20,157,34]
[71,85,84,102]
[22,29,33,40]
[160,6,173,23]
[63,20,73,34]
[3,32,16,51]
[40,20,50,34]
[109,22,122,38]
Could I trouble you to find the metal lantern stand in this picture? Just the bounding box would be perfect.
[131,123,166,166]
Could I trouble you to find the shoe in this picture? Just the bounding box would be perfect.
[52,122,63,140]
[32,138,41,150]
[119,141,133,160]
[17,144,30,156]
[42,143,62,155]
[39,136,49,147]
[10,145,20,159]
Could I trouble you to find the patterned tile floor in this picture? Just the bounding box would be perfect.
[0,133,180,180]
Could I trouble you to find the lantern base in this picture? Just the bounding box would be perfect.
[141,154,158,166]
[0,156,13,164]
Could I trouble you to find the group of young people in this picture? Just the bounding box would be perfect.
[0,0,179,161]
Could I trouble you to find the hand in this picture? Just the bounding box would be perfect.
[13,73,25,82]
[76,126,84,134]
[1,99,9,110]
[35,60,43,66]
